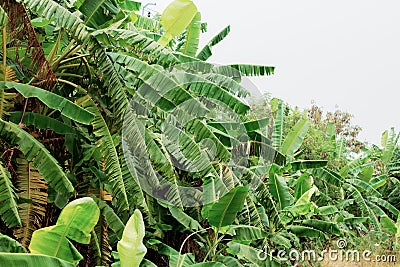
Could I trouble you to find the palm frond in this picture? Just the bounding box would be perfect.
[13,157,47,248]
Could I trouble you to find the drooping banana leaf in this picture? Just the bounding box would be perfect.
[294,173,313,201]
[92,196,125,240]
[226,225,269,241]
[0,82,94,125]
[9,112,76,135]
[0,119,74,197]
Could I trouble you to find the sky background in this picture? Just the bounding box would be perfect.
[142,0,400,145]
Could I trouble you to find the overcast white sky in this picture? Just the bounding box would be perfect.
[143,0,400,145]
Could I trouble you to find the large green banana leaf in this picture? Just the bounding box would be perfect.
[9,112,76,135]
[268,165,293,210]
[0,253,74,267]
[29,197,100,264]
[206,186,248,228]
[281,118,310,157]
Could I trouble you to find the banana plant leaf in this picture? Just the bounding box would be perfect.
[29,197,100,264]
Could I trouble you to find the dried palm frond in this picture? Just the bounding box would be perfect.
[13,156,48,248]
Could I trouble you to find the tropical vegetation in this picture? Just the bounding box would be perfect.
[0,0,398,266]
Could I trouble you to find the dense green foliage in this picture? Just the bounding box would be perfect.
[0,0,398,266]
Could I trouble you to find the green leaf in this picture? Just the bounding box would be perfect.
[168,206,202,231]
[0,253,75,267]
[317,206,338,216]
[79,0,120,28]
[117,209,147,267]
[380,215,397,234]
[0,119,74,197]
[179,12,201,57]
[226,225,268,241]
[9,112,76,135]
[312,168,344,187]
[300,219,341,236]
[343,217,369,224]
[0,162,21,228]
[78,96,128,212]
[294,173,313,201]
[287,225,327,239]
[119,0,141,11]
[197,26,230,61]
[207,186,248,228]
[281,119,310,157]
[289,186,318,216]
[29,198,100,264]
[272,100,284,151]
[92,196,125,239]
[31,17,50,27]
[228,242,278,267]
[0,234,27,253]
[268,165,293,210]
[291,160,328,172]
[0,6,7,28]
[158,0,198,46]
[229,64,275,77]
[1,82,94,125]
[22,0,90,43]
